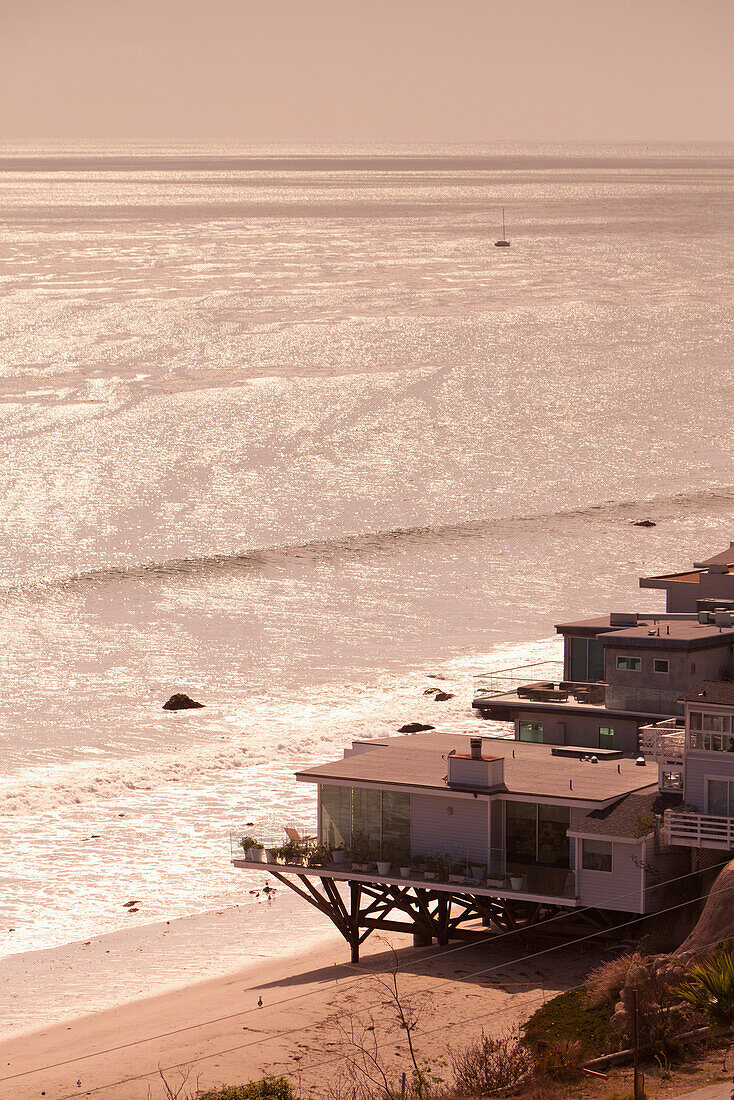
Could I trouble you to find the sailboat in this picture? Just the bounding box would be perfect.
[494,208,510,247]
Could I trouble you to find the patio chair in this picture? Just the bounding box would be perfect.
[284,826,316,846]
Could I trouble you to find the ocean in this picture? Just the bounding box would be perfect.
[0,142,733,1030]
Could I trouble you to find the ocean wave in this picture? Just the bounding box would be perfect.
[3,482,731,599]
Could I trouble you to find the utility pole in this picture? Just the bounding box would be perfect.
[633,987,641,1099]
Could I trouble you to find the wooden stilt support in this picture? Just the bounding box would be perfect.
[350,881,361,964]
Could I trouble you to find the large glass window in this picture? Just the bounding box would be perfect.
[519,721,543,743]
[381,791,411,862]
[506,801,537,865]
[320,784,352,849]
[708,779,734,816]
[582,839,612,872]
[319,785,412,859]
[506,802,570,868]
[599,727,614,750]
[538,804,571,868]
[616,656,641,672]
[654,659,669,674]
[689,730,734,753]
[569,637,604,682]
[352,787,381,856]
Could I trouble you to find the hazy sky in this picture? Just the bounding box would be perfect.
[1,0,733,144]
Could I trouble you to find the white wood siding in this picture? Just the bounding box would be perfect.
[577,841,643,912]
[411,793,488,862]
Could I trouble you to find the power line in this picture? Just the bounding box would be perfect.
[49,867,734,1099]
[2,854,722,1086]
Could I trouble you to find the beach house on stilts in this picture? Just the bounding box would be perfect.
[229,545,734,960]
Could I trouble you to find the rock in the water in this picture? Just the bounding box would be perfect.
[434,691,455,702]
[423,688,439,695]
[398,722,436,733]
[162,693,205,711]
[633,519,656,527]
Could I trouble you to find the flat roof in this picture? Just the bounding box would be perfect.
[568,789,681,840]
[297,732,658,804]
[599,620,734,650]
[681,681,734,707]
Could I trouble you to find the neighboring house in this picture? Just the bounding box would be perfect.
[473,613,734,753]
[231,731,686,958]
[640,543,734,613]
[644,681,734,860]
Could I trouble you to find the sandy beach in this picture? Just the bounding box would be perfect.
[0,918,600,1099]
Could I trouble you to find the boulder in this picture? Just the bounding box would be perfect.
[398,722,436,733]
[633,519,657,527]
[162,693,205,711]
[434,691,455,702]
[676,858,734,956]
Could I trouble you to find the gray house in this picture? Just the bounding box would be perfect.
[473,612,734,754]
[231,731,686,957]
[644,682,734,856]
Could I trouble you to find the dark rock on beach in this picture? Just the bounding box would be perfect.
[398,722,436,733]
[633,519,656,527]
[162,693,205,711]
[433,691,455,701]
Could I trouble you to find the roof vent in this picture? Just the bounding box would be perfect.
[590,755,599,764]
[610,612,638,627]
[636,756,646,767]
[715,612,733,627]
[470,737,482,760]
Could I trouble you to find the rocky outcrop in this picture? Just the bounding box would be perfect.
[434,691,455,701]
[676,858,734,956]
[162,693,205,711]
[633,519,657,527]
[398,722,436,733]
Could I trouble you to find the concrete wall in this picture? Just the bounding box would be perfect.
[410,792,488,863]
[514,710,639,753]
[605,643,733,715]
[576,839,643,912]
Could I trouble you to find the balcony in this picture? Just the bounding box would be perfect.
[473,661,606,710]
[638,719,685,766]
[229,827,577,904]
[663,810,734,849]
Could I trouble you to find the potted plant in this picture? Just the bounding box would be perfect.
[332,845,347,865]
[510,873,527,891]
[351,831,372,872]
[246,840,267,863]
[306,843,333,868]
[399,862,413,878]
[422,856,437,881]
[470,863,486,884]
[279,839,307,866]
[449,858,466,884]
[239,835,258,858]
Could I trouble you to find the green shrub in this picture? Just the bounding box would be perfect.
[197,1078,294,1099]
[523,987,613,1057]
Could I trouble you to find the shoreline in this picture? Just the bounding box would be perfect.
[0,922,598,1099]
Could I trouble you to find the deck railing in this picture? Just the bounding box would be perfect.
[663,810,734,849]
[638,720,685,765]
[473,667,605,707]
[473,660,563,699]
[230,833,576,899]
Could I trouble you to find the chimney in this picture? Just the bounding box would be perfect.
[470,737,482,760]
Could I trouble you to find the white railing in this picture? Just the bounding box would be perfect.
[663,810,734,849]
[638,721,685,765]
